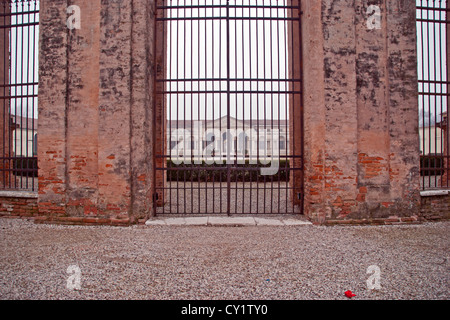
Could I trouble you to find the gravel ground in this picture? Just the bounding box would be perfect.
[0,218,448,300]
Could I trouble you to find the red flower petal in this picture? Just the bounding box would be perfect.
[345,290,356,298]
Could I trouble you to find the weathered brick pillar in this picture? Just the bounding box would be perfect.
[65,0,101,216]
[0,1,10,188]
[38,0,68,216]
[302,0,420,223]
[38,0,156,222]
[441,113,448,187]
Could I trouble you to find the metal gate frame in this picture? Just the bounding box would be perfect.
[153,0,304,215]
[416,0,450,190]
[0,0,39,192]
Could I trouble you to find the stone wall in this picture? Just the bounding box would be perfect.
[38,0,155,223]
[35,0,423,224]
[420,191,450,221]
[0,192,38,218]
[301,0,421,223]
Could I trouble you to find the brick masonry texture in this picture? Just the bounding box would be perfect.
[301,0,421,223]
[420,195,450,221]
[34,0,431,224]
[38,0,155,222]
[1,197,38,218]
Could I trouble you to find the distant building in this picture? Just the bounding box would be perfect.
[11,116,37,157]
[166,116,289,161]
[419,125,444,156]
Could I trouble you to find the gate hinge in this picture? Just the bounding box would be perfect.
[153,193,159,202]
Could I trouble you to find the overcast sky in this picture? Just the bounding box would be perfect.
[9,0,39,119]
[165,0,293,122]
[416,0,448,125]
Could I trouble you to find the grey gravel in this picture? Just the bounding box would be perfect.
[0,218,448,300]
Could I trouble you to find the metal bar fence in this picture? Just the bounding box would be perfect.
[154,0,303,215]
[0,0,39,192]
[416,0,450,190]
[417,0,450,190]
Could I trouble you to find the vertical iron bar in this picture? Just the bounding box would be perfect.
[248,2,253,214]
[226,0,231,216]
[14,1,18,189]
[163,0,174,213]
[176,0,180,215]
[26,0,30,190]
[263,1,267,215]
[420,1,426,188]
[442,0,445,187]
[427,0,430,186]
[183,1,187,214]
[284,0,289,211]
[190,3,194,215]
[256,2,260,215]
[433,1,437,187]
[447,0,450,188]
[205,0,209,214]
[267,1,275,212]
[292,0,297,213]
[298,0,304,213]
[162,0,167,214]
[1,1,6,188]
[197,0,201,213]
[236,0,241,215]
[276,2,281,214]
[32,0,37,190]
[212,1,216,214]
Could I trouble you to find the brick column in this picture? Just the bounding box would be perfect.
[301,0,327,221]
[301,0,420,223]
[0,1,10,188]
[38,0,69,216]
[355,0,392,215]
[129,0,156,218]
[441,113,448,187]
[38,0,156,222]
[386,0,421,210]
[66,0,101,216]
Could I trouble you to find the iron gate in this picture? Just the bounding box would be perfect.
[154,0,303,215]
[416,0,450,190]
[0,0,39,192]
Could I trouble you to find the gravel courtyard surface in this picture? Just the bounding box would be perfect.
[0,218,448,300]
